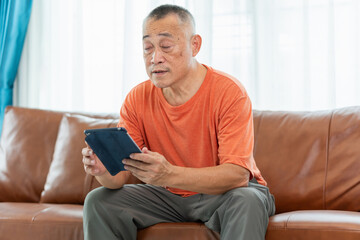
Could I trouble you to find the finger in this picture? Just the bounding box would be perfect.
[123,159,147,169]
[83,156,95,165]
[84,163,100,175]
[84,164,90,174]
[129,152,153,163]
[129,147,150,160]
[90,167,99,174]
[124,164,146,176]
[82,147,89,156]
[81,147,94,157]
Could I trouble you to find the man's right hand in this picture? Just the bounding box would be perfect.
[82,143,107,176]
[82,143,132,189]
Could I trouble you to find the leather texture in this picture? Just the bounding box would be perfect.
[326,107,360,211]
[0,106,359,240]
[253,108,360,214]
[40,114,118,203]
[0,202,83,240]
[138,222,220,240]
[0,107,63,202]
[266,210,360,240]
[253,110,330,213]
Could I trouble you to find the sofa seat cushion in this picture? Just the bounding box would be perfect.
[0,202,83,240]
[266,210,360,240]
[138,222,220,240]
[1,205,359,240]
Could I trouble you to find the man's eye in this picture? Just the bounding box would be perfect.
[161,45,172,51]
[144,46,153,52]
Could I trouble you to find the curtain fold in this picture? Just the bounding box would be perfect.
[0,0,32,135]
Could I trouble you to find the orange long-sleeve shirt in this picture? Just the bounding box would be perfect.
[118,65,266,197]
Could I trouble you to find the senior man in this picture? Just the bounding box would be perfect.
[82,4,275,240]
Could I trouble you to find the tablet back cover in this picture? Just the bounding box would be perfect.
[84,128,141,176]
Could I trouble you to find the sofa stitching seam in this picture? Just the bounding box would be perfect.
[323,111,334,210]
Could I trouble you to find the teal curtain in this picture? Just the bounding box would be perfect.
[0,0,32,135]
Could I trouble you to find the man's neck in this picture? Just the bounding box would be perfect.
[162,63,207,106]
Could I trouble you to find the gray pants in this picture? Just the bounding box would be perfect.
[83,182,275,240]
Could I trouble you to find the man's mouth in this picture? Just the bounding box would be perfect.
[152,69,168,74]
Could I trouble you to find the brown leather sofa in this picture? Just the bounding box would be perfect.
[0,106,359,240]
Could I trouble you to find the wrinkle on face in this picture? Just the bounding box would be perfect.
[141,14,197,91]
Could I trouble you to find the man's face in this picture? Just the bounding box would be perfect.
[142,14,194,88]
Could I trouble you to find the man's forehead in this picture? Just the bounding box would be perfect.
[142,14,190,39]
[143,32,173,40]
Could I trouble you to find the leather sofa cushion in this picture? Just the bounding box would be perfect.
[0,202,83,240]
[138,222,220,240]
[1,203,359,240]
[253,110,331,213]
[40,114,117,204]
[326,107,360,211]
[253,107,360,213]
[266,210,360,240]
[137,210,360,240]
[0,107,63,202]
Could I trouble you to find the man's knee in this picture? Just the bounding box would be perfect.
[84,187,107,214]
[224,187,266,212]
[84,186,138,215]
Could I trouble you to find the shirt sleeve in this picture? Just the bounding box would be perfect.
[117,90,145,149]
[217,86,257,179]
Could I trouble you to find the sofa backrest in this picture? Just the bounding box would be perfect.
[0,106,139,203]
[0,107,63,202]
[1,106,359,212]
[253,106,360,213]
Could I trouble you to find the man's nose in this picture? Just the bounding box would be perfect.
[151,48,165,64]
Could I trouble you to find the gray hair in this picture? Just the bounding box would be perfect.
[145,4,195,31]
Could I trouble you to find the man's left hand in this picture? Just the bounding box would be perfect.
[123,147,174,186]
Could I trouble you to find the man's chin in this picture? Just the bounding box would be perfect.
[150,79,169,89]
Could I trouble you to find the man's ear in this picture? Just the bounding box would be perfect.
[191,34,202,57]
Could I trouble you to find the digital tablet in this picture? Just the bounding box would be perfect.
[84,127,142,176]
